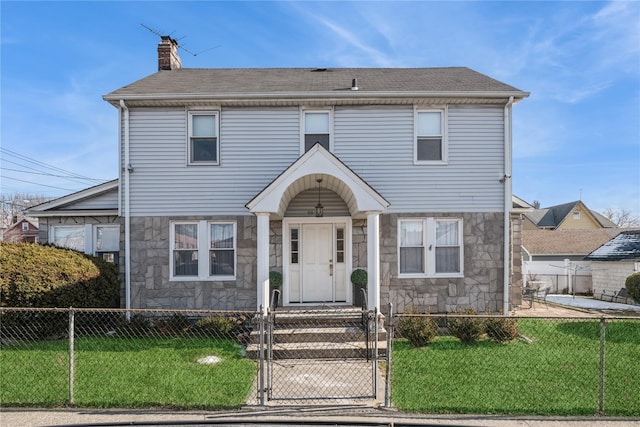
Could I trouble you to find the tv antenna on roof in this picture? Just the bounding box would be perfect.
[140,23,220,56]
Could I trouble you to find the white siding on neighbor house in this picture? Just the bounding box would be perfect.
[64,188,119,210]
[124,105,505,216]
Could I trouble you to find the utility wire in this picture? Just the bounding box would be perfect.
[1,148,99,181]
[1,166,106,181]
[1,176,77,192]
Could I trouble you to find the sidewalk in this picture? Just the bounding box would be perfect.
[2,407,639,427]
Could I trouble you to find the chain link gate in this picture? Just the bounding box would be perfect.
[258,307,383,404]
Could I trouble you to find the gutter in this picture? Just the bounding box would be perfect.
[103,90,530,105]
[119,100,131,313]
[503,96,514,314]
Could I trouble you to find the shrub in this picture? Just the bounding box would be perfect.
[350,269,368,286]
[195,315,236,338]
[154,314,191,336]
[625,272,640,302]
[0,242,119,308]
[269,271,283,287]
[448,308,484,344]
[484,311,519,343]
[397,306,438,347]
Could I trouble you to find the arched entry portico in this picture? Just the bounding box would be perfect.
[246,144,389,313]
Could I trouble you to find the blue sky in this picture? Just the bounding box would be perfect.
[1,1,639,217]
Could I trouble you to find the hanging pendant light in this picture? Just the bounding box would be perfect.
[315,178,324,217]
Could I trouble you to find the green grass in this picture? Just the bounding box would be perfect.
[1,337,256,409]
[392,319,640,416]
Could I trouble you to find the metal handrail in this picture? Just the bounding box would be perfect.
[359,287,370,361]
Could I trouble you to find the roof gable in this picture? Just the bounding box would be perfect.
[26,180,118,217]
[246,144,389,218]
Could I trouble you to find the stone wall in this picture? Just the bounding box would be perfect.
[379,212,505,314]
[510,213,523,308]
[129,215,257,310]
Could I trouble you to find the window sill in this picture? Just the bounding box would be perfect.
[413,160,449,166]
[187,162,220,166]
[170,276,237,282]
[398,273,464,279]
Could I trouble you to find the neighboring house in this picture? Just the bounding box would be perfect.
[523,200,616,231]
[2,218,39,243]
[29,36,529,314]
[510,195,534,306]
[27,180,120,265]
[585,230,640,301]
[522,228,619,294]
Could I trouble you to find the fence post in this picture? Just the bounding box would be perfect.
[598,317,606,416]
[68,307,75,405]
[384,302,393,408]
[258,307,265,406]
[373,307,379,398]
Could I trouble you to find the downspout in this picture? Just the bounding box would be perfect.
[503,96,514,314]
[119,100,131,313]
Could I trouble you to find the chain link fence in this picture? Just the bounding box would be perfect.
[1,306,638,416]
[388,309,640,416]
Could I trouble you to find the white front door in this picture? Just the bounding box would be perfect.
[301,223,333,302]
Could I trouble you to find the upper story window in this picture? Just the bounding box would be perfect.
[398,217,463,278]
[573,211,581,220]
[415,108,447,164]
[188,111,219,165]
[22,222,29,231]
[303,110,331,153]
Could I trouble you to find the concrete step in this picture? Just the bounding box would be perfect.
[245,339,387,360]
[249,326,386,344]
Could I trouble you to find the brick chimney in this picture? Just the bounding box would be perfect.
[158,36,182,71]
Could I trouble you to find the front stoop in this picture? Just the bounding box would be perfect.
[245,308,387,359]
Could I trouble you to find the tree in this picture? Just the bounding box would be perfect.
[600,208,640,228]
[0,193,49,228]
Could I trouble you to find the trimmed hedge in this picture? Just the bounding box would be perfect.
[0,243,119,307]
[626,272,640,302]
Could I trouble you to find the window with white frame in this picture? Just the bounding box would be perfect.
[415,109,447,163]
[209,223,236,277]
[52,226,85,252]
[398,218,463,277]
[188,111,219,164]
[51,224,120,265]
[170,221,236,280]
[95,226,120,265]
[303,110,331,152]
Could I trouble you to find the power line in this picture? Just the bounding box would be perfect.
[1,175,77,192]
[1,148,98,181]
[1,165,106,181]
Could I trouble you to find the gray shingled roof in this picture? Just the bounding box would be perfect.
[104,67,528,100]
[585,230,640,261]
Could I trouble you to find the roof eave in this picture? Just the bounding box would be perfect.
[103,90,530,106]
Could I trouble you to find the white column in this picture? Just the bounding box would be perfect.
[256,213,270,314]
[367,212,381,311]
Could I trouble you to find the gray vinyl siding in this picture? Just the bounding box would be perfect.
[126,108,300,216]
[125,105,505,216]
[334,105,505,212]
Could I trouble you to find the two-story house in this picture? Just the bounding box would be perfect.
[30,37,528,314]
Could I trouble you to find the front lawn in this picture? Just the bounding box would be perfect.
[392,319,640,416]
[1,337,256,409]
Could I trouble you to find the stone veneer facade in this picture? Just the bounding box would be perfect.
[128,212,505,313]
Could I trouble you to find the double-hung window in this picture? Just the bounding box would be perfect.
[188,111,219,165]
[415,108,447,164]
[170,221,236,280]
[303,110,331,153]
[209,223,236,277]
[398,218,463,277]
